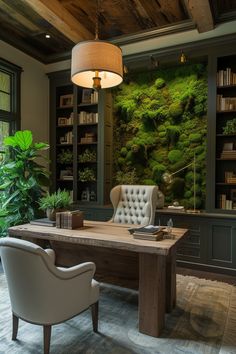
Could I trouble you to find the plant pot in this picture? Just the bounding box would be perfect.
[46,208,66,221]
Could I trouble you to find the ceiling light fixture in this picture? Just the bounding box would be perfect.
[45,34,51,39]
[71,0,123,90]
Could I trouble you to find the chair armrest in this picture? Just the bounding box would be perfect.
[44,249,56,264]
[53,262,96,280]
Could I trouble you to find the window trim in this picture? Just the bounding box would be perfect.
[0,58,22,134]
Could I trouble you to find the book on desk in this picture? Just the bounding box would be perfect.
[131,225,165,241]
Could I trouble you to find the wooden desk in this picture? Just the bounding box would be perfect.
[9,221,188,337]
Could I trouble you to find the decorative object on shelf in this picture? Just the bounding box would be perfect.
[163,154,198,213]
[78,149,96,163]
[221,142,236,159]
[78,168,96,182]
[57,149,73,164]
[89,190,96,202]
[222,118,236,135]
[59,94,73,107]
[81,188,90,201]
[179,51,187,64]
[71,0,123,90]
[39,189,72,221]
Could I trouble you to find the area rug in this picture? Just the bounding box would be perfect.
[0,273,236,354]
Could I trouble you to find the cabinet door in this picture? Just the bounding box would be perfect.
[207,219,236,269]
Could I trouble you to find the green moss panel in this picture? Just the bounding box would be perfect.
[113,63,207,209]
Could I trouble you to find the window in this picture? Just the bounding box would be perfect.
[0,58,22,150]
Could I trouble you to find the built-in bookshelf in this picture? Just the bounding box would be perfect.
[215,55,236,211]
[48,71,113,205]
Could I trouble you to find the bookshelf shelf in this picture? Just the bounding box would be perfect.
[215,56,236,211]
[216,110,236,114]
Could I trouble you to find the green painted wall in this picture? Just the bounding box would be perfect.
[113,63,207,209]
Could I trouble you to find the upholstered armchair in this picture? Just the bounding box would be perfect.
[0,237,99,354]
[110,184,160,225]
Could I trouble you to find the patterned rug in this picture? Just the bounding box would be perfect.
[0,273,236,354]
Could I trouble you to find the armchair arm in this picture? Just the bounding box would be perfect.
[44,249,56,264]
[52,262,96,280]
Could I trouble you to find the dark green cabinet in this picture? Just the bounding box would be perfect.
[156,210,236,275]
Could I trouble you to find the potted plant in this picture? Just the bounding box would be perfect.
[0,130,49,237]
[39,189,72,221]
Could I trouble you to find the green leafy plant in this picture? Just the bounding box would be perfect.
[78,168,96,182]
[0,130,49,236]
[223,118,236,135]
[57,149,73,164]
[39,189,71,210]
[78,149,96,163]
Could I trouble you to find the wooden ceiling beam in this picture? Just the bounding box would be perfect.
[184,0,214,33]
[22,0,93,43]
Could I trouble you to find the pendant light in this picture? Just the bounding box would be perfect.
[71,0,123,90]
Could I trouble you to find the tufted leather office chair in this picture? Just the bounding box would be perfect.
[0,237,99,354]
[110,184,159,225]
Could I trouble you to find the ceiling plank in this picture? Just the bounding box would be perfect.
[22,0,93,43]
[0,0,40,33]
[184,0,214,32]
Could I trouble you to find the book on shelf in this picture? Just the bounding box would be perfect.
[216,94,236,111]
[217,68,236,87]
[30,218,56,227]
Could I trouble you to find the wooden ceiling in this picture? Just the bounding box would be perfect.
[0,0,235,63]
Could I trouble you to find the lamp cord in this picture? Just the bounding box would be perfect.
[95,0,100,40]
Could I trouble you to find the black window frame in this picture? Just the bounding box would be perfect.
[0,58,22,134]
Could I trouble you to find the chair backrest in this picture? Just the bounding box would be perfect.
[110,184,159,225]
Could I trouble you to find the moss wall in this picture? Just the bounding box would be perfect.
[113,63,207,209]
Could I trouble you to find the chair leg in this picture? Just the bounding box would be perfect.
[12,313,19,340]
[91,301,99,332]
[43,325,52,354]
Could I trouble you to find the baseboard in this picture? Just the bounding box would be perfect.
[177,260,236,277]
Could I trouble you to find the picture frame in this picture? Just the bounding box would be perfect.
[82,89,92,104]
[58,117,68,126]
[60,94,73,107]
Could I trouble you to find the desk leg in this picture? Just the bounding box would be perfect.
[166,247,176,313]
[139,253,166,337]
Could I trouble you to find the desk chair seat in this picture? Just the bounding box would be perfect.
[0,237,99,354]
[110,184,159,225]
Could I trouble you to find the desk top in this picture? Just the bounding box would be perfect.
[8,220,188,256]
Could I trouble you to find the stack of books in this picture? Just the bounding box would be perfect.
[221,150,236,159]
[132,225,165,241]
[56,210,84,229]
